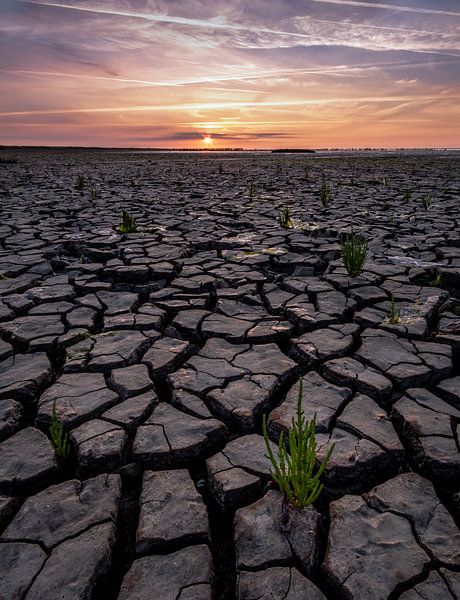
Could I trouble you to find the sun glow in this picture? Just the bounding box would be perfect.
[203,135,212,145]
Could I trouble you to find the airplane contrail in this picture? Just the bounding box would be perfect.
[1,58,454,89]
[305,0,460,17]
[1,95,457,118]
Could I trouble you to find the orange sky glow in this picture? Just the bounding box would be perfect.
[0,0,459,148]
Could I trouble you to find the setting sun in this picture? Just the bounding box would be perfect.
[0,1,458,148]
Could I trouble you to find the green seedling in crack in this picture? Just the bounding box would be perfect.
[49,400,69,460]
[262,381,334,508]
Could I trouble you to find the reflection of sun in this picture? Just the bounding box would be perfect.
[203,136,212,145]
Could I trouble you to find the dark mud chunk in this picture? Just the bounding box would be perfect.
[25,522,116,600]
[356,328,451,389]
[322,494,429,599]
[37,372,118,428]
[269,372,351,435]
[291,323,357,367]
[313,393,405,493]
[118,545,212,600]
[108,363,153,399]
[141,336,191,376]
[0,427,58,494]
[399,571,458,600]
[0,352,52,403]
[237,567,327,600]
[322,356,392,404]
[391,388,460,481]
[102,390,157,429]
[70,420,127,474]
[133,402,227,468]
[135,469,208,554]
[207,434,277,509]
[0,398,23,441]
[3,474,121,549]
[0,542,47,600]
[0,314,65,348]
[436,375,460,408]
[234,489,321,575]
[366,472,460,567]
[65,330,154,372]
[96,290,139,315]
[0,474,120,598]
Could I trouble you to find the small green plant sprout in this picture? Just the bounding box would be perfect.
[218,162,224,174]
[75,175,84,191]
[279,206,294,229]
[262,381,334,509]
[90,184,98,200]
[249,182,255,198]
[402,189,411,202]
[117,209,138,233]
[341,228,368,277]
[431,273,443,287]
[387,294,400,324]
[49,400,69,460]
[319,173,332,207]
[421,194,432,210]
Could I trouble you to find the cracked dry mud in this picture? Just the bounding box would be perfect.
[0,148,459,600]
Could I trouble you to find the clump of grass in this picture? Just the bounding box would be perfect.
[421,194,432,210]
[319,173,332,207]
[117,209,138,233]
[75,174,85,191]
[402,189,411,202]
[279,206,294,229]
[249,182,255,198]
[431,273,443,287]
[387,294,400,324]
[341,228,367,277]
[262,381,334,509]
[90,184,98,200]
[49,400,69,460]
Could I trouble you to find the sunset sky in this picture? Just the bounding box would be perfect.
[0,0,459,148]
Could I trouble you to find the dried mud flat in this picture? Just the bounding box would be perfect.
[0,148,459,600]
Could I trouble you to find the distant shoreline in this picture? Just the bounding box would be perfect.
[0,145,458,152]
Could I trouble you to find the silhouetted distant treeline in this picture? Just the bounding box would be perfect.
[271,149,315,153]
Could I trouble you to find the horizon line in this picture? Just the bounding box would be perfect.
[1,144,459,151]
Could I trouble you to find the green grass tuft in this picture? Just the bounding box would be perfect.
[319,173,332,207]
[49,400,69,460]
[279,206,294,229]
[262,381,334,508]
[387,294,401,324]
[75,175,84,191]
[341,228,367,277]
[117,209,138,233]
[421,194,432,210]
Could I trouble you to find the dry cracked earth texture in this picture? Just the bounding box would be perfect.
[0,148,459,600]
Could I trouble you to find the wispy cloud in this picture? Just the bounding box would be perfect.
[1,0,459,147]
[2,94,457,118]
[305,0,460,17]
[17,0,460,56]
